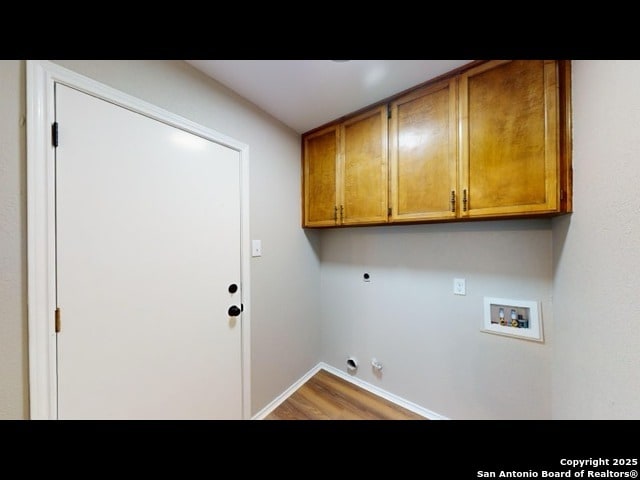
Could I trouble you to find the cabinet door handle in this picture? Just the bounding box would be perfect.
[340,205,344,223]
[463,189,468,212]
[451,190,456,212]
[334,206,338,223]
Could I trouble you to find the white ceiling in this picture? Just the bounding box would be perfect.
[186,60,472,133]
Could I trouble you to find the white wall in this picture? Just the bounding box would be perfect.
[0,61,29,418]
[320,220,553,419]
[552,60,640,418]
[0,60,322,417]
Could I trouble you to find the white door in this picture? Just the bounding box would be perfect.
[55,84,243,419]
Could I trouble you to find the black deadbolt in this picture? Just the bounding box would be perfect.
[228,305,241,317]
[228,283,238,294]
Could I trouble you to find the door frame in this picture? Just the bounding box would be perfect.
[26,60,252,419]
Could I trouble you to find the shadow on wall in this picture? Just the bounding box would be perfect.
[551,214,572,278]
[303,228,321,262]
[19,60,30,418]
[319,219,553,279]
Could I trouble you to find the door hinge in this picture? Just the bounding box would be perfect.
[387,104,392,119]
[55,307,61,333]
[52,122,59,147]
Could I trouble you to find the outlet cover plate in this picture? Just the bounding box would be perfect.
[251,239,262,257]
[453,278,466,295]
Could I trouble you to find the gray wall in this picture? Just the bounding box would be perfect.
[0,61,29,418]
[0,60,322,418]
[4,60,639,420]
[552,60,640,418]
[320,220,553,419]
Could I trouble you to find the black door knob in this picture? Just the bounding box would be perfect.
[228,283,238,294]
[228,305,241,317]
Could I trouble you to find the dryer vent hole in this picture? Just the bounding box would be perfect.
[346,357,358,372]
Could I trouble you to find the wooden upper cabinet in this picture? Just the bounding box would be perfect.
[340,106,388,225]
[302,60,571,228]
[389,78,458,222]
[303,125,339,227]
[459,60,563,217]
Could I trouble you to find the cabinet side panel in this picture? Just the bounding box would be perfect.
[558,60,573,213]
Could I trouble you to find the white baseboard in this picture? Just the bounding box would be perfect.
[253,361,449,420]
[318,362,449,420]
[251,363,324,420]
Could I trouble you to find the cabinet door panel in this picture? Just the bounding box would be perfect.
[460,60,559,217]
[303,126,338,226]
[390,79,457,221]
[341,106,388,225]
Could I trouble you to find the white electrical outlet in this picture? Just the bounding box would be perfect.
[454,278,466,295]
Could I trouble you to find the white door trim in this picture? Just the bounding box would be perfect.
[26,60,252,419]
